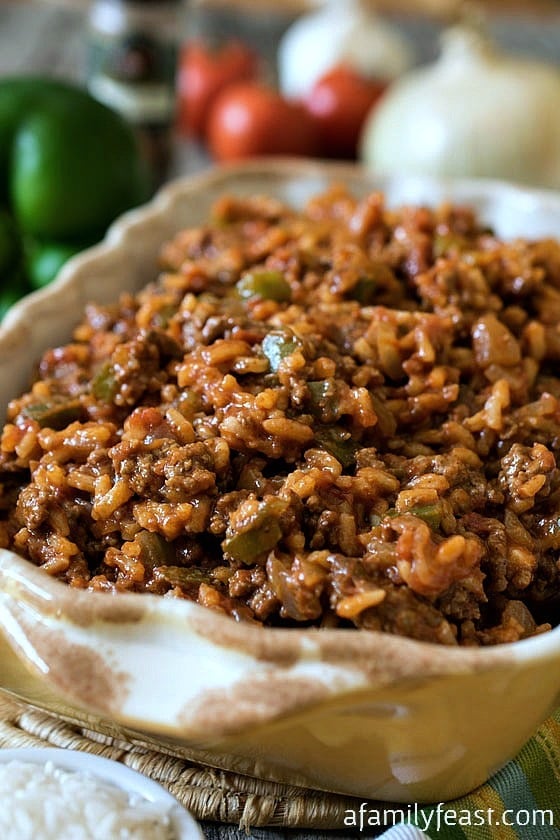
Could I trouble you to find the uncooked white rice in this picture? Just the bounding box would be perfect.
[0,760,176,840]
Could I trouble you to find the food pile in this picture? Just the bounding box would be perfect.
[2,187,560,647]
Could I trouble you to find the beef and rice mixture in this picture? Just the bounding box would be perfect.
[3,186,560,646]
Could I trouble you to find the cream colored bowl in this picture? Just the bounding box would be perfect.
[1,160,560,804]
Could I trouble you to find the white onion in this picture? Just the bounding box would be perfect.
[278,0,413,100]
[360,25,560,189]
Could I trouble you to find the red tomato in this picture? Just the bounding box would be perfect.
[177,40,259,138]
[305,65,388,159]
[207,83,319,162]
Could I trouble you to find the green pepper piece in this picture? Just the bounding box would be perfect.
[314,426,357,468]
[222,498,287,564]
[350,264,395,305]
[383,504,442,530]
[223,520,282,564]
[175,389,202,420]
[22,399,84,430]
[237,270,291,303]
[352,276,378,305]
[262,329,300,372]
[91,362,118,403]
[307,379,340,422]
[136,531,174,568]
[153,302,178,329]
[433,232,465,259]
[408,503,442,530]
[154,566,212,587]
[308,380,330,406]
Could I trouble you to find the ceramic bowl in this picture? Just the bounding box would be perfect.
[1,160,560,804]
[0,747,202,838]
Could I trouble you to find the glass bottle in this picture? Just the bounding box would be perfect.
[87,0,185,186]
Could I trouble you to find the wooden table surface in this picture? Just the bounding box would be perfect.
[2,2,560,838]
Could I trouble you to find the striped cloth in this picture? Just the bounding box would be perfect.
[377,708,560,839]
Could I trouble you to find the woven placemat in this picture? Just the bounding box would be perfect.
[0,696,381,830]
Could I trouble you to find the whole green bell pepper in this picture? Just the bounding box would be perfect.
[0,209,25,319]
[0,76,150,309]
[25,239,92,291]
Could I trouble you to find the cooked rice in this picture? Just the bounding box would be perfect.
[0,760,175,840]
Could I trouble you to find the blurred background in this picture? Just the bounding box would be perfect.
[2,0,560,306]
[4,0,560,177]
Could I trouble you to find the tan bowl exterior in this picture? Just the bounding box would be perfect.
[1,160,560,803]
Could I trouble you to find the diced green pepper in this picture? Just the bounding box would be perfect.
[308,380,331,406]
[352,276,378,305]
[350,264,395,305]
[383,503,442,530]
[223,520,282,564]
[222,498,287,564]
[22,399,83,429]
[154,565,212,587]
[408,503,442,530]
[237,270,291,302]
[314,426,357,468]
[262,329,301,372]
[91,362,118,402]
[136,531,174,568]
[307,380,339,422]
[433,232,465,259]
[153,302,177,329]
[175,389,202,419]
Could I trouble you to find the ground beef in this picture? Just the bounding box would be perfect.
[2,186,560,646]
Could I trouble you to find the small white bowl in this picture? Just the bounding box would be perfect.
[0,747,202,840]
